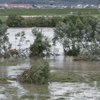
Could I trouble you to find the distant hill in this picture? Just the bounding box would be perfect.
[0,0,100,4]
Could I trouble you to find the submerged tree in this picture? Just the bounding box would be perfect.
[0,20,2,25]
[53,20,81,56]
[53,15,100,60]
[0,24,11,58]
[29,28,51,57]
[12,31,31,58]
[18,59,50,84]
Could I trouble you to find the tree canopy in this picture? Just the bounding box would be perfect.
[53,15,100,60]
[29,28,51,57]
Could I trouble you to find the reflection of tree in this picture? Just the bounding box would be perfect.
[20,83,50,99]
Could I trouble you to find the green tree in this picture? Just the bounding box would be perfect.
[30,28,51,57]
[63,15,78,24]
[6,14,25,27]
[53,22,69,55]
[15,31,26,51]
[53,15,98,56]
[50,16,63,27]
[14,31,29,58]
[0,24,11,58]
[53,20,80,56]
[0,20,2,25]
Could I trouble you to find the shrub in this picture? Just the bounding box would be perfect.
[6,14,25,27]
[18,59,50,84]
[29,28,51,57]
[0,24,11,58]
[67,47,80,56]
[0,20,2,25]
[50,16,63,27]
[21,16,63,27]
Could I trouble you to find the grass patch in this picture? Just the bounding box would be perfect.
[88,73,100,81]
[49,72,84,82]
[37,96,50,100]
[21,95,50,100]
[21,95,34,99]
[0,76,8,84]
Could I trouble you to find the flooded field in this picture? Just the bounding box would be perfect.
[0,28,100,100]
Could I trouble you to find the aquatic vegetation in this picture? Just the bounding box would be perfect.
[49,72,84,82]
[18,59,50,84]
[88,73,100,81]
[0,24,11,58]
[30,28,51,57]
[0,76,8,84]
[53,16,100,60]
[21,95,34,99]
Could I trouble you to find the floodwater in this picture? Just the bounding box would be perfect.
[0,28,100,100]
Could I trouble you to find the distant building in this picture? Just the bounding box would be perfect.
[76,4,83,8]
[2,3,32,9]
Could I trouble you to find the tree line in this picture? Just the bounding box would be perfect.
[0,14,100,61]
[5,14,62,27]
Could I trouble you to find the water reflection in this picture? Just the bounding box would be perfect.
[47,56,100,74]
[11,81,100,100]
[21,83,50,95]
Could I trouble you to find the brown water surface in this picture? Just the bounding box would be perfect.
[0,57,100,100]
[0,28,100,100]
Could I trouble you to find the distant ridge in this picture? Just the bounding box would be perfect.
[0,0,100,4]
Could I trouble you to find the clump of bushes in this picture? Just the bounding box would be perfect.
[24,16,62,27]
[6,14,63,27]
[6,14,25,27]
[66,47,80,56]
[0,20,2,25]
[18,59,50,84]
[53,15,100,59]
[29,28,51,57]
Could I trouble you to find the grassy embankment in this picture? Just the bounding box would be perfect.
[0,8,100,21]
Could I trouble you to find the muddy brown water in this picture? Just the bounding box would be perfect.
[0,28,100,100]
